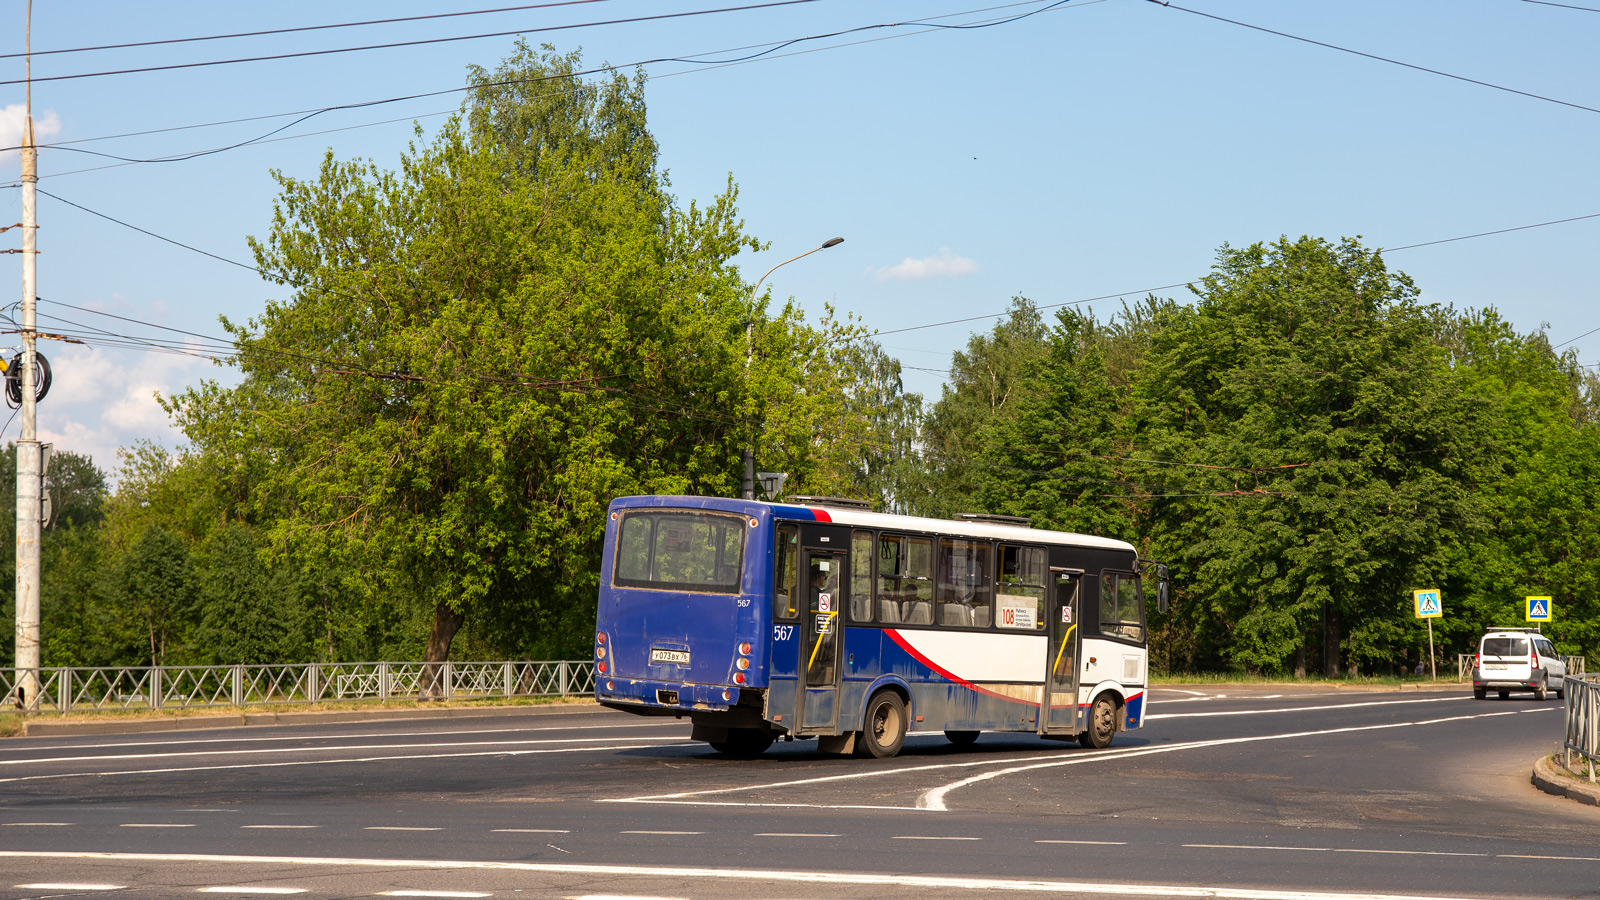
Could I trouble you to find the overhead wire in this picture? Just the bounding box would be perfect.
[1146,1,1600,117]
[0,0,823,87]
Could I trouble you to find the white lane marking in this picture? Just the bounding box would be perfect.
[1153,689,1210,697]
[2,735,685,768]
[122,823,196,828]
[1498,853,1600,861]
[197,888,309,894]
[620,830,702,835]
[1146,696,1468,720]
[1334,849,1487,857]
[379,893,491,898]
[572,890,691,896]
[755,833,839,837]
[1190,839,1324,845]
[1036,840,1126,845]
[6,722,682,755]
[493,828,569,834]
[366,827,443,831]
[242,825,319,830]
[2,821,72,826]
[0,851,1496,900]
[0,742,699,785]
[16,884,126,891]
[893,836,981,841]
[917,708,1526,811]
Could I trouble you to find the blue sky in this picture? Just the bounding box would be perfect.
[0,0,1596,472]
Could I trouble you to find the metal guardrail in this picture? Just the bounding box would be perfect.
[1455,653,1586,682]
[2,661,594,714]
[1564,673,1599,784]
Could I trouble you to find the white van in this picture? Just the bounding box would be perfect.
[1472,628,1567,700]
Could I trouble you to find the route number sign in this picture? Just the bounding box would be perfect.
[1525,596,1552,622]
[1413,589,1442,619]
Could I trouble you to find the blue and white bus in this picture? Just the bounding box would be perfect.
[594,495,1165,758]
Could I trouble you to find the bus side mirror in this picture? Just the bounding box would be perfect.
[1157,564,1169,614]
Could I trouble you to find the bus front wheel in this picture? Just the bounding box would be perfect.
[1078,694,1117,749]
[859,691,908,759]
[710,728,774,758]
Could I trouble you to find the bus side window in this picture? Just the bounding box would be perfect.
[851,531,874,622]
[937,539,992,628]
[775,524,800,621]
[996,545,1046,631]
[1099,571,1145,641]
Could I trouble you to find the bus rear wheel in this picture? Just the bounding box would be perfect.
[710,728,774,758]
[858,691,908,759]
[1078,694,1117,749]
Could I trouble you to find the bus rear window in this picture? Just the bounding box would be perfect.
[613,510,746,594]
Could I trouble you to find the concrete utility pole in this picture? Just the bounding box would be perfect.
[741,236,843,500]
[14,0,41,712]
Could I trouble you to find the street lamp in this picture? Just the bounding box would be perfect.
[743,236,844,500]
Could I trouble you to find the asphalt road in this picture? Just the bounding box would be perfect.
[2,686,1594,900]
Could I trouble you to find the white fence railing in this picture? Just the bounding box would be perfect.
[1456,654,1587,682]
[2,661,594,714]
[1564,673,1600,783]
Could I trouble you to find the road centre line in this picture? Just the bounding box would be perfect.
[16,884,125,891]
[0,742,700,785]
[242,825,319,829]
[755,833,839,837]
[493,828,570,834]
[379,892,490,898]
[917,709,1529,810]
[5,722,682,755]
[1500,854,1600,861]
[609,707,1527,812]
[196,888,308,894]
[367,827,443,831]
[621,830,702,835]
[1186,845,1489,858]
[2,821,72,826]
[121,823,196,828]
[1036,840,1127,845]
[894,836,982,840]
[1,735,686,768]
[0,851,1504,900]
[1145,696,1469,720]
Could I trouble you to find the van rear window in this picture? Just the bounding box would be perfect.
[1481,637,1527,657]
[614,510,746,594]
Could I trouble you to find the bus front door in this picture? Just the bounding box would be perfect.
[1040,570,1082,736]
[796,550,843,735]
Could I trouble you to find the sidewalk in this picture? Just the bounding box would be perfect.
[8,699,603,738]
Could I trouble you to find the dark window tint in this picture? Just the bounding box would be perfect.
[851,531,874,622]
[775,523,800,620]
[615,510,746,594]
[1099,571,1145,641]
[1481,637,1528,657]
[937,539,992,628]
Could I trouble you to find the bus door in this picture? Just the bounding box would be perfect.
[796,548,844,734]
[1040,569,1083,735]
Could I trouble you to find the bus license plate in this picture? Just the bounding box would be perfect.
[650,648,691,664]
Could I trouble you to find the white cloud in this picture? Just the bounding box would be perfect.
[871,248,979,282]
[0,104,61,166]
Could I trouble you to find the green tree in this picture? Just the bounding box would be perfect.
[1136,236,1492,675]
[116,525,199,666]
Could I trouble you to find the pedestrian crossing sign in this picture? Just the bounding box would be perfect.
[1413,589,1442,619]
[1526,596,1552,622]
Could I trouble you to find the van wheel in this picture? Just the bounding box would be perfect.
[944,730,980,747]
[1078,694,1118,749]
[1472,687,1485,700]
[1556,681,1566,700]
[1534,677,1548,701]
[859,691,908,759]
[710,728,774,758]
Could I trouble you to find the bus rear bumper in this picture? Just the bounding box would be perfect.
[595,677,740,714]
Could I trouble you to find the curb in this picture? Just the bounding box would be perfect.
[18,700,603,737]
[1531,753,1600,807]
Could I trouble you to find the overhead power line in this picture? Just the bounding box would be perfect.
[1520,0,1600,11]
[0,1,619,61]
[1146,0,1600,117]
[0,0,820,87]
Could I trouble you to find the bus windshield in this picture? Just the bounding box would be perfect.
[613,509,746,594]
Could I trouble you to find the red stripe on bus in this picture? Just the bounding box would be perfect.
[811,508,833,523]
[883,629,1040,707]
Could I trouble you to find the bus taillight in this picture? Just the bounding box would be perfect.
[733,672,746,685]
[736,658,750,670]
[596,632,606,645]
[598,660,608,675]
[738,642,752,655]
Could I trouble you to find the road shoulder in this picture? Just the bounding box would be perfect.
[1532,752,1600,807]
